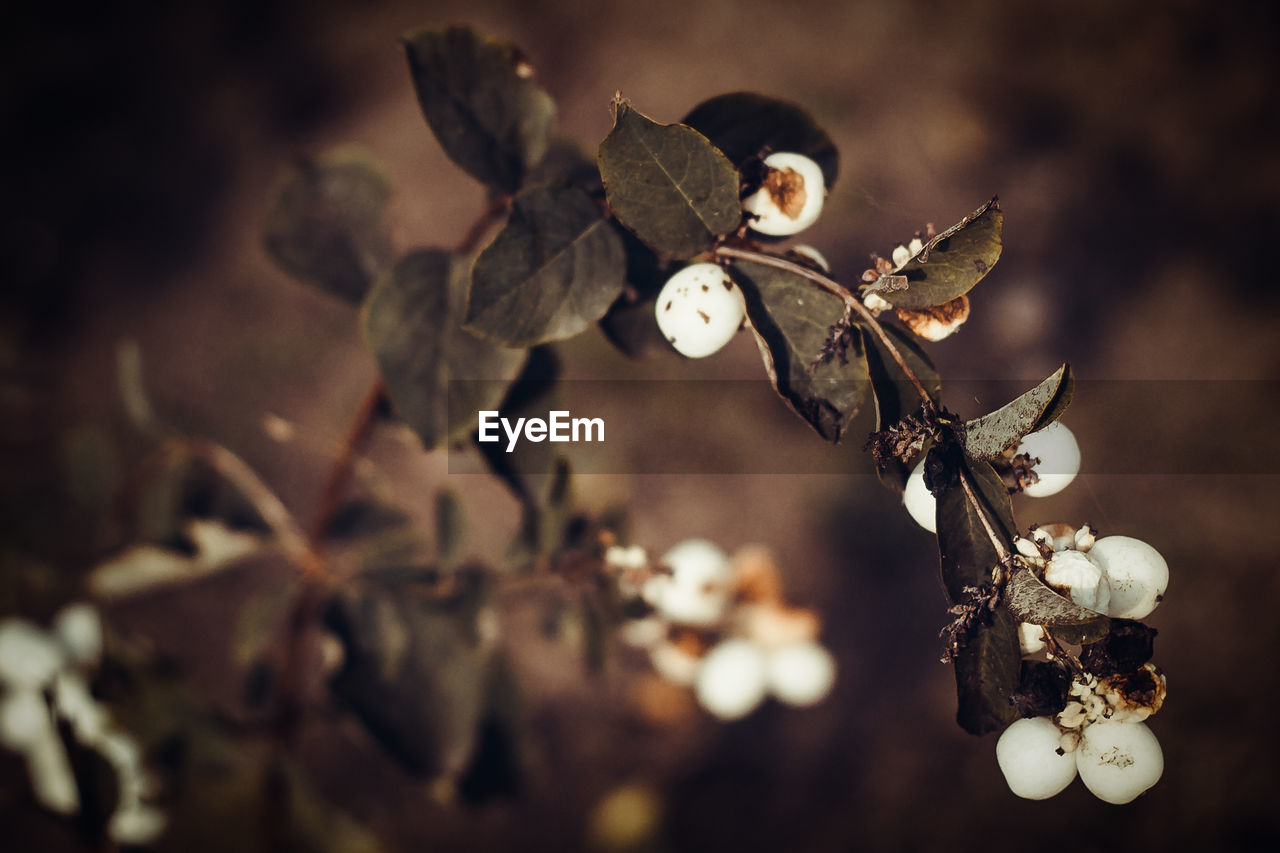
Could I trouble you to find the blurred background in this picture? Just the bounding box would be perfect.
[3,0,1279,849]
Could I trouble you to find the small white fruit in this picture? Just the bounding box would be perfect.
[0,689,53,749]
[995,716,1079,800]
[1088,536,1169,620]
[695,639,768,720]
[654,263,746,358]
[742,152,826,236]
[651,539,734,627]
[1018,622,1046,656]
[53,603,103,667]
[766,641,836,706]
[1076,719,1164,804]
[1044,550,1111,614]
[902,458,937,534]
[0,619,64,688]
[1017,421,1081,498]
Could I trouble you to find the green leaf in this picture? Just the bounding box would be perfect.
[962,364,1074,460]
[731,259,870,443]
[953,607,1021,735]
[362,250,527,451]
[883,198,1004,310]
[934,450,1020,734]
[263,149,393,303]
[1006,563,1111,644]
[598,224,672,358]
[403,26,555,193]
[435,490,466,566]
[864,325,940,488]
[472,345,562,505]
[324,578,495,779]
[936,452,1016,601]
[681,91,839,189]
[597,101,741,259]
[465,185,626,346]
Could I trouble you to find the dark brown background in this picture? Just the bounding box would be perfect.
[3,0,1279,850]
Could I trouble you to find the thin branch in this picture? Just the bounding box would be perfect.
[714,245,934,411]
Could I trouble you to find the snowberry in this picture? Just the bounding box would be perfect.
[742,152,826,236]
[647,539,734,626]
[1086,536,1168,620]
[654,263,746,358]
[902,458,937,534]
[995,716,1079,800]
[695,638,768,720]
[0,619,64,688]
[648,640,701,687]
[1016,421,1081,497]
[1044,550,1111,614]
[53,603,102,667]
[0,689,52,750]
[766,641,836,707]
[1018,622,1046,656]
[1076,719,1164,804]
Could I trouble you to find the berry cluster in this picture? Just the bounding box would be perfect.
[0,606,166,844]
[606,539,836,720]
[1000,522,1169,802]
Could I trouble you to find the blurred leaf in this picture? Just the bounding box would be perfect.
[89,520,264,600]
[935,448,1020,735]
[597,102,741,259]
[457,652,527,805]
[403,25,555,193]
[1006,563,1110,644]
[134,447,273,551]
[882,198,1003,310]
[681,91,839,189]
[473,345,562,505]
[953,607,1020,735]
[508,457,575,568]
[263,149,393,303]
[362,250,527,451]
[325,499,412,542]
[962,364,1074,460]
[435,490,466,567]
[61,424,120,516]
[232,580,302,668]
[465,185,626,346]
[116,338,156,431]
[324,579,496,779]
[522,137,603,192]
[732,259,869,442]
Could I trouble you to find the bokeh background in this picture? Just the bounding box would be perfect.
[3,0,1279,849]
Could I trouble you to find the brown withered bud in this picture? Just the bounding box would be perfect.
[1013,660,1071,718]
[895,294,971,341]
[1079,619,1158,677]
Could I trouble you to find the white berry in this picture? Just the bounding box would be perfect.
[766,641,836,706]
[0,619,64,688]
[1086,535,1168,620]
[695,639,768,720]
[53,603,103,667]
[649,539,733,627]
[0,689,53,749]
[1044,550,1111,613]
[1017,421,1081,497]
[902,458,937,534]
[995,716,1079,800]
[1076,720,1164,804]
[1018,622,1046,656]
[742,152,826,236]
[654,263,746,358]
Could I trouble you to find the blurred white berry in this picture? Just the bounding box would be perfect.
[53,671,108,743]
[108,801,167,846]
[648,641,701,687]
[0,619,64,688]
[1076,719,1164,804]
[1087,536,1169,620]
[766,641,835,706]
[902,458,937,534]
[1018,622,1046,656]
[695,639,768,720]
[53,603,102,667]
[742,152,826,236]
[654,263,746,358]
[651,539,734,627]
[1017,421,1081,497]
[995,716,1079,800]
[0,689,53,750]
[1045,550,1111,613]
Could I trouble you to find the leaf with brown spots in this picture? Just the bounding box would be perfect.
[883,198,1003,310]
